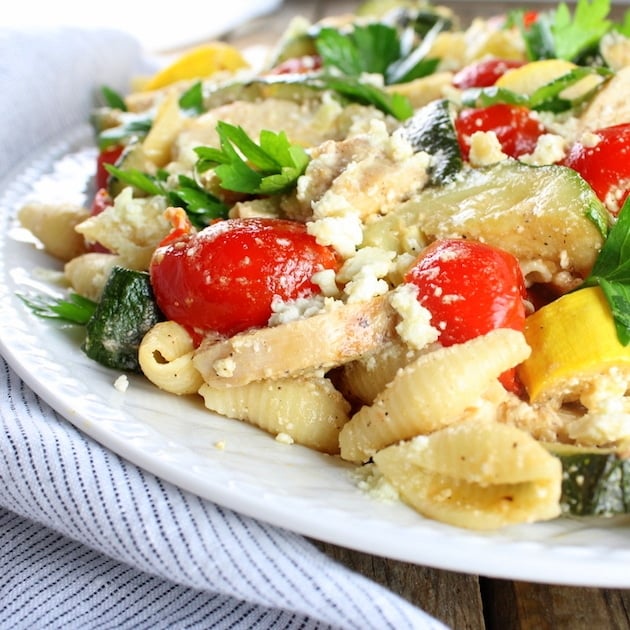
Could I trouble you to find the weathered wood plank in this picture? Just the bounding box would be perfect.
[312,540,486,629]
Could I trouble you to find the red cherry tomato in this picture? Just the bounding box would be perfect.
[95,144,124,190]
[85,188,113,253]
[562,123,630,215]
[455,104,547,160]
[404,239,527,392]
[90,187,112,217]
[267,55,322,75]
[150,217,341,337]
[452,59,525,89]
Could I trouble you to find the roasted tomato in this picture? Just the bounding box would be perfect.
[150,216,341,337]
[85,188,113,253]
[95,144,124,190]
[452,58,526,89]
[455,103,546,160]
[404,238,527,392]
[562,123,630,215]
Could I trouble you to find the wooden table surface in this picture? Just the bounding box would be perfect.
[222,1,630,628]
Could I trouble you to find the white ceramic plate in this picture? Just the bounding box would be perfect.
[2,127,630,589]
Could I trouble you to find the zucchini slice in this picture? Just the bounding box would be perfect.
[545,442,630,516]
[362,160,608,279]
[83,266,162,372]
[401,98,462,184]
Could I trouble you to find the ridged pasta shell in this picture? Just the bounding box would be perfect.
[336,339,421,406]
[339,328,531,463]
[373,419,562,530]
[199,376,350,454]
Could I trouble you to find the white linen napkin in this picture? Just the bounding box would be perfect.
[0,27,448,630]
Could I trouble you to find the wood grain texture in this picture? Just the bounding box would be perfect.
[311,540,485,629]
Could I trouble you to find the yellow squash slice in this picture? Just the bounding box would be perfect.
[518,286,630,404]
[140,42,248,92]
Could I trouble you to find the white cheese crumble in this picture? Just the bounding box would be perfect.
[213,356,237,378]
[113,374,129,392]
[307,213,363,259]
[468,131,508,166]
[350,463,399,502]
[311,269,341,298]
[567,369,630,446]
[520,134,567,166]
[268,294,326,326]
[337,246,396,303]
[389,284,439,350]
[275,432,295,445]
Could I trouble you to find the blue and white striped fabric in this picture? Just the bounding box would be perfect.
[0,27,447,630]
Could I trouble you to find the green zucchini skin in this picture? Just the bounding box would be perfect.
[83,266,162,372]
[401,98,462,185]
[546,444,630,516]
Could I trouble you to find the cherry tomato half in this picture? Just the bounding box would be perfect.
[452,58,525,89]
[85,188,113,253]
[150,217,341,337]
[562,123,630,215]
[455,104,546,160]
[404,239,527,392]
[95,144,124,190]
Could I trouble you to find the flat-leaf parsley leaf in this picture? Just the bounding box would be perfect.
[195,121,310,195]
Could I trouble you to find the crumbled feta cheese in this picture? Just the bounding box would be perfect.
[567,368,630,446]
[275,432,295,445]
[311,269,341,298]
[113,374,129,392]
[468,131,508,166]
[338,246,396,302]
[268,294,326,326]
[213,356,237,378]
[520,134,567,166]
[307,214,363,259]
[350,463,399,501]
[389,284,439,350]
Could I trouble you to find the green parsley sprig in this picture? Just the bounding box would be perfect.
[582,197,630,344]
[17,292,97,325]
[315,21,442,85]
[510,0,621,63]
[99,85,127,111]
[195,121,310,195]
[316,75,413,120]
[104,164,228,228]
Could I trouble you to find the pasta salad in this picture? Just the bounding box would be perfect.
[17,0,630,531]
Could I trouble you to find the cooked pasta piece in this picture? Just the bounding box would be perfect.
[336,339,422,406]
[74,188,170,270]
[141,88,187,167]
[198,376,350,454]
[373,419,562,530]
[339,328,531,463]
[193,294,403,387]
[18,202,89,262]
[64,252,123,301]
[138,321,204,395]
